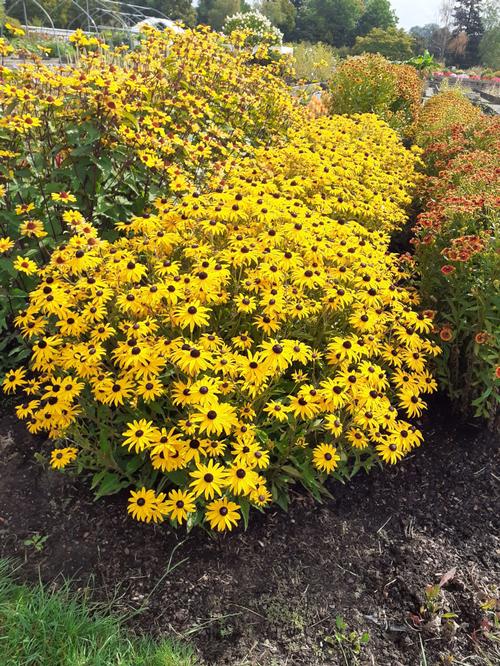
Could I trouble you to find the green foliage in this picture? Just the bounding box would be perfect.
[352,26,416,61]
[0,560,196,666]
[479,26,500,69]
[452,0,485,66]
[23,533,48,552]
[355,0,396,37]
[201,0,241,30]
[324,616,370,664]
[406,50,438,73]
[291,41,338,80]
[328,53,423,138]
[297,0,364,46]
[259,0,297,37]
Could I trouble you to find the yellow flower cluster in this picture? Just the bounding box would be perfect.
[0,26,298,191]
[5,114,438,531]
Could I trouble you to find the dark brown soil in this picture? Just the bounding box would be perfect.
[0,397,499,666]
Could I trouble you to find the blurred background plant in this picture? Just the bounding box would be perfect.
[291,41,337,81]
[327,53,423,139]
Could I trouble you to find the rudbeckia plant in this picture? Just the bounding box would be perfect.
[4,113,438,531]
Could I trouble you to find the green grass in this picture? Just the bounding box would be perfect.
[0,560,196,666]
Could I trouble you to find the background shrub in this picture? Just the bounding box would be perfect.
[415,90,482,160]
[327,53,423,139]
[291,41,338,81]
[223,10,283,46]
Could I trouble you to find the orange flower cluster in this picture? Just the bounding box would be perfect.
[414,93,499,425]
[441,235,487,263]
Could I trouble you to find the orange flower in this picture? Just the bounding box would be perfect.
[440,326,453,342]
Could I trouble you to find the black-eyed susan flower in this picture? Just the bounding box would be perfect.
[13,255,37,275]
[122,419,157,453]
[163,489,197,524]
[225,463,259,496]
[205,497,241,531]
[376,441,403,465]
[19,219,47,238]
[127,487,165,523]
[2,367,27,393]
[191,403,238,436]
[50,447,77,469]
[51,191,77,204]
[189,459,227,499]
[398,388,426,418]
[312,443,340,473]
[0,237,15,253]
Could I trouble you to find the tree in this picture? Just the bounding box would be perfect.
[452,0,484,66]
[197,0,216,25]
[259,0,297,37]
[355,0,396,37]
[478,0,499,69]
[409,24,439,51]
[140,0,196,26]
[296,0,364,46]
[352,26,415,60]
[479,26,500,68]
[206,0,241,30]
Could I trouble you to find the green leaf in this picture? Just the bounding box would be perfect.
[281,464,302,479]
[335,615,346,631]
[91,471,129,499]
[239,497,250,530]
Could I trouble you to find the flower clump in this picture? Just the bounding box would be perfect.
[0,26,299,325]
[3,114,438,530]
[328,53,423,139]
[223,11,283,48]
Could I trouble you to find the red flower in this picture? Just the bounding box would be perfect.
[440,327,453,342]
[474,332,489,345]
[441,265,456,275]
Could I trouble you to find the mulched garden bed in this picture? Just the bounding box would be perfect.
[0,396,498,665]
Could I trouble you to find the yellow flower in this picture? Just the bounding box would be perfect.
[163,489,197,524]
[127,487,166,523]
[191,403,239,436]
[205,497,241,531]
[2,367,27,394]
[189,459,227,499]
[122,419,157,453]
[51,191,77,203]
[0,237,15,253]
[50,447,78,469]
[312,443,340,473]
[13,256,38,275]
[173,300,211,331]
[19,219,47,238]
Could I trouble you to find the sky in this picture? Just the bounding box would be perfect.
[391,1,442,30]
